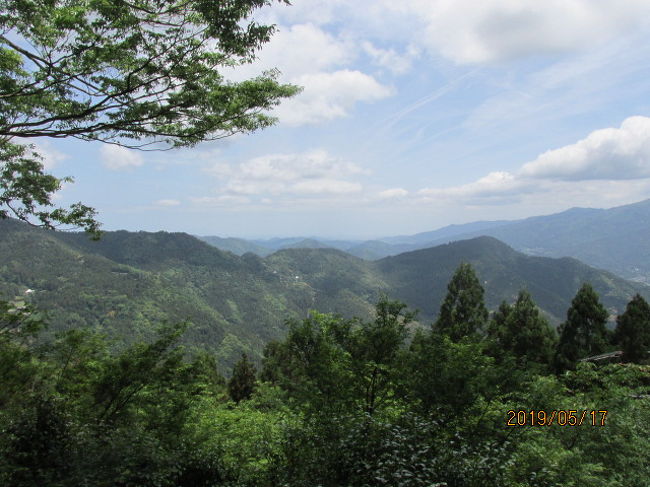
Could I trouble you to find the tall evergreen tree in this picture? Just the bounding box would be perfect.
[228,353,257,403]
[487,300,512,360]
[555,283,610,371]
[436,263,488,341]
[615,294,650,364]
[489,291,556,368]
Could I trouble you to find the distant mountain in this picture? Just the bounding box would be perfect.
[198,235,360,256]
[197,236,274,257]
[1,219,646,370]
[269,199,650,282]
[417,199,650,283]
[380,220,512,246]
[278,238,336,250]
[374,236,643,323]
[346,240,405,260]
[197,199,650,282]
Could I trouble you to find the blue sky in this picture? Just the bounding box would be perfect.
[43,0,650,239]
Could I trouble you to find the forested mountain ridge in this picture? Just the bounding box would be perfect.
[374,236,644,323]
[0,219,318,367]
[1,219,647,367]
[199,198,650,283]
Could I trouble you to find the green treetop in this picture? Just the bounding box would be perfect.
[488,290,556,368]
[436,262,488,341]
[228,352,257,403]
[555,283,610,371]
[615,294,650,364]
[0,0,299,235]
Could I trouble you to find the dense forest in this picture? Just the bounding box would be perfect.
[2,218,648,368]
[1,264,650,486]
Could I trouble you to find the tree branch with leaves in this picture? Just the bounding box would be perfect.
[0,0,300,235]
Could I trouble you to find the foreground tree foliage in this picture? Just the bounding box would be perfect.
[488,290,557,370]
[555,283,611,371]
[0,0,299,233]
[435,262,488,341]
[228,353,257,403]
[2,275,650,486]
[615,294,650,364]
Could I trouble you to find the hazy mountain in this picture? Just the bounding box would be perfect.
[379,220,512,245]
[278,238,337,250]
[198,235,361,255]
[419,199,650,283]
[299,199,650,282]
[198,199,650,283]
[197,235,274,257]
[1,219,646,369]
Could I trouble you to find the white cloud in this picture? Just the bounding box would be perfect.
[33,141,67,170]
[100,145,144,170]
[362,42,420,74]
[521,116,650,181]
[275,70,393,125]
[378,188,409,199]
[206,149,367,197]
[376,0,650,64]
[252,23,352,79]
[154,199,181,207]
[417,117,650,207]
[262,0,650,65]
[227,22,393,126]
[419,171,531,201]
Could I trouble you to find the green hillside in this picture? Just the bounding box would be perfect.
[375,236,644,323]
[0,219,317,367]
[1,220,646,368]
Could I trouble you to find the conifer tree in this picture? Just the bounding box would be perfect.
[555,283,610,371]
[228,353,257,403]
[486,300,512,361]
[436,263,488,341]
[615,294,650,364]
[491,290,556,367]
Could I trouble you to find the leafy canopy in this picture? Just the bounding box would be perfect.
[0,0,299,235]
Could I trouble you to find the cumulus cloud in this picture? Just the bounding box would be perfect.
[205,149,367,198]
[263,1,650,65]
[418,117,650,207]
[521,116,650,181]
[230,23,352,81]
[100,145,144,170]
[275,70,393,125]
[227,22,392,126]
[376,0,650,64]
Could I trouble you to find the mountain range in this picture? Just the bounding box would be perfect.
[1,217,647,370]
[199,198,650,283]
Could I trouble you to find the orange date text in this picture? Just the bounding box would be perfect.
[506,410,608,426]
